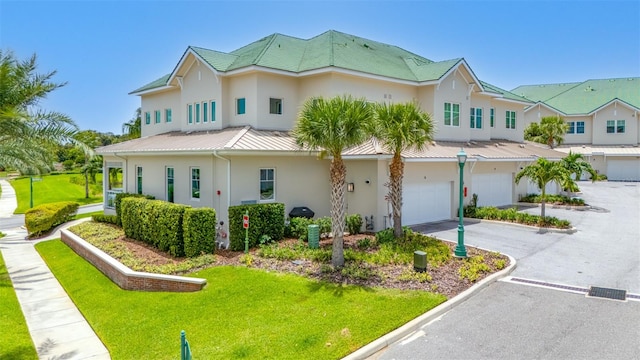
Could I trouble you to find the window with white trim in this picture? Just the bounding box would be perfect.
[444,102,460,127]
[470,107,482,129]
[166,167,174,203]
[191,167,200,199]
[260,168,275,201]
[269,98,282,115]
[211,101,216,121]
[165,108,172,123]
[607,120,625,133]
[506,111,516,129]
[154,110,161,124]
[567,121,585,134]
[136,166,143,194]
[195,103,201,123]
[203,102,208,122]
[144,112,151,125]
[188,104,193,124]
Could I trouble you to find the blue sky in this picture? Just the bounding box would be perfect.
[1,0,639,134]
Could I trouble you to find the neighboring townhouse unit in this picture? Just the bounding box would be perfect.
[513,78,640,181]
[98,30,565,237]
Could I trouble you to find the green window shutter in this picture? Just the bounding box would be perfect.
[165,109,172,123]
[490,108,495,127]
[470,107,475,128]
[195,103,201,123]
[203,102,208,122]
[188,104,193,124]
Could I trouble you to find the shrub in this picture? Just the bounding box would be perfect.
[375,228,396,245]
[120,197,147,240]
[346,214,363,235]
[25,201,79,236]
[183,207,217,257]
[463,193,478,217]
[115,193,155,226]
[458,256,491,282]
[289,216,314,240]
[315,216,332,237]
[92,214,118,225]
[228,203,285,251]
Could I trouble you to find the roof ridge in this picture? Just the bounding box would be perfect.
[254,34,279,65]
[224,126,251,149]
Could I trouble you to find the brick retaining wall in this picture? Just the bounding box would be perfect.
[60,229,206,292]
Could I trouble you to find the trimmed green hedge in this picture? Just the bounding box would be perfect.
[121,198,189,257]
[183,208,217,257]
[25,201,79,236]
[92,214,118,225]
[229,203,285,251]
[114,193,155,226]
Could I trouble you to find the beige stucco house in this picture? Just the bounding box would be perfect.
[97,30,566,236]
[513,78,640,181]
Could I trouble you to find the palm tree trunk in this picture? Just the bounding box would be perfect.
[540,188,546,224]
[330,156,346,267]
[84,171,89,199]
[389,153,404,238]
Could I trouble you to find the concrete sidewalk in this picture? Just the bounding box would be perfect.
[0,179,110,359]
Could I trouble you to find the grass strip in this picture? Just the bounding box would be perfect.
[10,174,102,214]
[36,240,445,359]
[0,250,38,359]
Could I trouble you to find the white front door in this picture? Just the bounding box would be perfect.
[402,181,452,225]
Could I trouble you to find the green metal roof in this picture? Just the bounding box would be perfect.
[513,78,640,114]
[129,74,170,94]
[511,82,581,102]
[132,30,477,93]
[480,81,532,103]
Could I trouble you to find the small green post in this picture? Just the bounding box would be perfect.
[29,176,33,209]
[244,210,249,254]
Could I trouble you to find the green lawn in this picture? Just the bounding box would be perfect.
[10,173,103,214]
[0,250,38,359]
[36,240,445,359]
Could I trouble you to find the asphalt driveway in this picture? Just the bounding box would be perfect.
[376,181,640,360]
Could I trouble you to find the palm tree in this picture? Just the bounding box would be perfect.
[372,101,434,238]
[122,107,142,139]
[0,50,81,173]
[560,151,598,193]
[293,95,373,267]
[515,158,570,220]
[528,116,569,148]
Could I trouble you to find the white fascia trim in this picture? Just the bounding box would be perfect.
[167,48,221,86]
[523,101,566,115]
[129,85,174,96]
[403,158,478,163]
[440,59,486,93]
[224,65,421,87]
[494,97,537,106]
[343,155,393,160]
[588,98,640,116]
[473,157,551,162]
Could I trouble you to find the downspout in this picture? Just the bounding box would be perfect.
[213,150,231,223]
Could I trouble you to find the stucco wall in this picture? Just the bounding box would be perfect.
[592,104,637,145]
[227,73,258,128]
[433,71,472,141]
[469,93,493,141]
[256,73,299,130]
[180,59,223,132]
[141,89,181,137]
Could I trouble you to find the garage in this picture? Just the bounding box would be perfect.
[606,159,640,181]
[471,173,513,207]
[402,181,452,225]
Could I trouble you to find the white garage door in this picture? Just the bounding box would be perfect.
[472,173,513,207]
[607,159,640,181]
[402,182,452,225]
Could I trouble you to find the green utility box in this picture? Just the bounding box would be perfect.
[308,224,319,249]
[414,250,427,272]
